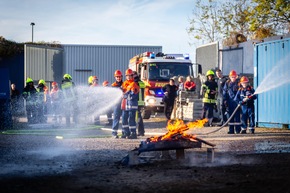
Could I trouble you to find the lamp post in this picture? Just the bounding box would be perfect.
[30,22,35,43]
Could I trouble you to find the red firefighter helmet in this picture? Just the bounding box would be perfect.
[229,70,237,77]
[102,80,109,87]
[52,81,58,86]
[240,76,249,83]
[92,76,98,81]
[114,70,122,77]
[125,69,133,76]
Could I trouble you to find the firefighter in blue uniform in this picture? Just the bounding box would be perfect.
[234,76,257,134]
[111,70,123,138]
[223,70,241,134]
[121,69,140,139]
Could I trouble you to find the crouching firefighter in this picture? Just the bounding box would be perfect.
[121,69,140,139]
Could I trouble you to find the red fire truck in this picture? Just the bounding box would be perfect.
[129,52,194,119]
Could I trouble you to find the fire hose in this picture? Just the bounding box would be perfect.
[202,94,256,135]
[202,103,241,135]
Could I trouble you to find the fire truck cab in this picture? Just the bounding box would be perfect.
[129,52,194,119]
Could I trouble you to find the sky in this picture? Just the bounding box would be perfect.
[0,0,199,60]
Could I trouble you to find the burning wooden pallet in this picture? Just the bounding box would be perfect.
[128,119,216,165]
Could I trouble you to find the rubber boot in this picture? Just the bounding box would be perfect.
[128,132,137,139]
[121,128,130,138]
[241,128,247,134]
[249,127,255,134]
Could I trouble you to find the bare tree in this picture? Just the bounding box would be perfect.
[187,0,223,44]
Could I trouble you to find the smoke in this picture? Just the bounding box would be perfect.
[0,147,76,176]
[255,54,290,95]
[185,152,258,167]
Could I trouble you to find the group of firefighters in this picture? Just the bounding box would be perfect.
[200,69,257,134]
[21,69,145,139]
[160,68,256,134]
[22,74,78,125]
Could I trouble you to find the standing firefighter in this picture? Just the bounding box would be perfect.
[103,80,113,126]
[36,79,48,123]
[88,76,93,86]
[50,82,62,123]
[223,70,241,134]
[111,70,123,138]
[22,77,37,123]
[10,83,21,117]
[215,69,228,126]
[200,70,218,126]
[90,76,99,87]
[162,79,178,120]
[121,69,140,139]
[61,74,78,126]
[90,76,101,124]
[234,76,257,134]
[133,71,145,136]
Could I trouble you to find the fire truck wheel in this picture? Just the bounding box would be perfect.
[142,110,151,119]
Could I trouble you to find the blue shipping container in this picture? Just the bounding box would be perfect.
[254,38,290,129]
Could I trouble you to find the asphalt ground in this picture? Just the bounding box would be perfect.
[3,113,290,154]
[1,114,290,193]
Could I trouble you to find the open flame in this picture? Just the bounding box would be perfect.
[147,119,208,142]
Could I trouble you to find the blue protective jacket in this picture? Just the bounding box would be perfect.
[234,86,257,106]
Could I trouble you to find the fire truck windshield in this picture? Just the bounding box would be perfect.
[148,62,192,81]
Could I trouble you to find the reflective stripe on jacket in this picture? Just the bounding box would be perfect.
[122,80,140,111]
[201,80,217,104]
[138,81,145,106]
[61,81,76,102]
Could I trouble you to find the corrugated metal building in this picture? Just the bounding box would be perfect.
[24,44,161,86]
[24,44,63,86]
[254,38,290,129]
[62,45,162,85]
